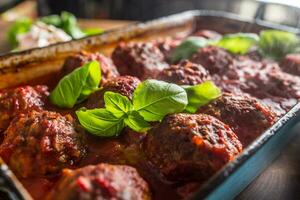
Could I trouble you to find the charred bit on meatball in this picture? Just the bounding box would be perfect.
[112,42,169,80]
[145,113,242,182]
[0,110,87,178]
[0,85,49,133]
[156,60,211,85]
[86,76,140,109]
[198,93,277,146]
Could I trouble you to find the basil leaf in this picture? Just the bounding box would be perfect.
[76,108,125,137]
[259,30,300,61]
[83,28,104,36]
[40,11,86,39]
[183,81,221,113]
[214,33,259,54]
[7,18,32,48]
[124,111,151,132]
[50,61,101,108]
[170,37,209,63]
[133,80,188,121]
[104,91,133,118]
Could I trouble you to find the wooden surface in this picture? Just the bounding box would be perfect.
[237,130,300,200]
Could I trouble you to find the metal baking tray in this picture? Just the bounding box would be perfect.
[0,10,299,200]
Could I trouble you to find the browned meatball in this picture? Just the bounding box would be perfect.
[0,110,86,178]
[190,46,234,74]
[62,52,119,82]
[46,163,151,200]
[280,54,300,76]
[0,85,49,133]
[198,93,277,146]
[86,76,140,109]
[154,37,183,63]
[156,60,211,85]
[144,113,242,182]
[112,42,169,79]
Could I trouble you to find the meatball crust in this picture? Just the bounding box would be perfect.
[157,60,211,85]
[280,54,300,76]
[0,110,86,178]
[145,113,242,182]
[198,93,277,146]
[46,163,151,200]
[190,46,234,74]
[62,52,119,82]
[112,42,169,79]
[86,76,140,109]
[0,85,49,132]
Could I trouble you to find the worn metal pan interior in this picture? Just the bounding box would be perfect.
[0,10,299,200]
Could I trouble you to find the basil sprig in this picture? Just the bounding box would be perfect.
[76,80,222,137]
[76,80,188,136]
[183,81,221,113]
[259,30,300,61]
[171,30,299,62]
[50,61,101,108]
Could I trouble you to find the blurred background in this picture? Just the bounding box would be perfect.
[0,0,300,53]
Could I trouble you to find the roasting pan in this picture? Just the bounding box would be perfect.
[0,10,299,200]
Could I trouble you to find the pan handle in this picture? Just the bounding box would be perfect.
[254,0,300,28]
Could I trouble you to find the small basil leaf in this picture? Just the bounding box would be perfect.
[83,28,104,36]
[124,111,151,132]
[133,80,188,121]
[214,33,259,54]
[40,14,62,27]
[183,81,221,113]
[76,108,125,137]
[259,30,300,61]
[50,61,101,108]
[170,37,209,63]
[7,18,32,48]
[61,11,85,39]
[104,91,133,118]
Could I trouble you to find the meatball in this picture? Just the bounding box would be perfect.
[280,54,300,76]
[86,76,140,109]
[154,37,182,62]
[156,60,211,85]
[198,93,277,146]
[190,46,234,75]
[62,52,119,82]
[0,85,49,133]
[0,110,86,178]
[112,42,169,79]
[46,163,151,200]
[144,113,242,182]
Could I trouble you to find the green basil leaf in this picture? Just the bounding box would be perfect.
[76,108,125,137]
[40,14,62,27]
[83,28,104,36]
[7,18,32,48]
[170,37,210,63]
[183,81,221,113]
[214,33,259,54]
[104,91,133,118]
[60,11,85,39]
[124,111,151,132]
[259,30,300,61]
[50,61,101,108]
[133,80,188,121]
